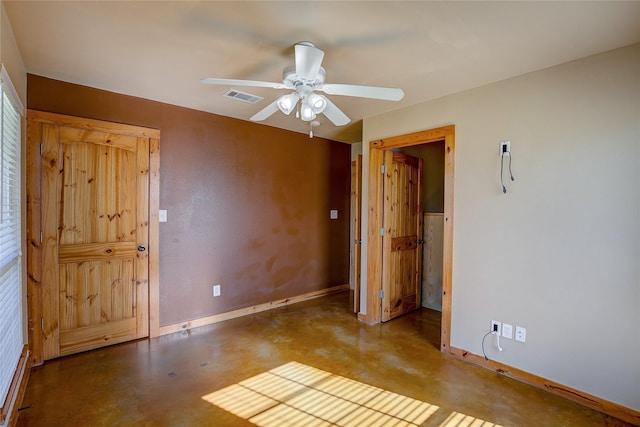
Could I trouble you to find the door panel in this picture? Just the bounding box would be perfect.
[38,117,150,360]
[381,151,423,321]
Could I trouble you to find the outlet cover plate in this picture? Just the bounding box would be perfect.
[515,326,526,342]
[213,284,221,297]
[500,140,511,157]
[502,323,513,339]
[491,320,501,335]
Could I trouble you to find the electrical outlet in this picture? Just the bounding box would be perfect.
[502,323,513,339]
[213,284,221,297]
[500,141,511,157]
[491,320,501,335]
[515,326,526,343]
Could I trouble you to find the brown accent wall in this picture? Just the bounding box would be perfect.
[27,75,351,326]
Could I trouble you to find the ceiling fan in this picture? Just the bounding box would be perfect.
[201,42,404,133]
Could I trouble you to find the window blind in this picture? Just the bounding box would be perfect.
[0,65,23,407]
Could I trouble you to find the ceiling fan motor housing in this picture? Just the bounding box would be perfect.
[283,65,326,89]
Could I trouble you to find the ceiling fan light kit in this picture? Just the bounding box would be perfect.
[276,93,298,115]
[202,41,404,137]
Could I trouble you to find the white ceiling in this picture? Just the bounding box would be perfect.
[5,1,640,143]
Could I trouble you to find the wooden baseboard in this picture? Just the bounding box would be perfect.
[158,284,350,337]
[0,346,31,426]
[448,346,640,426]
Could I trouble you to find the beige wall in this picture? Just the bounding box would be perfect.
[361,44,640,410]
[1,1,25,105]
[1,0,26,343]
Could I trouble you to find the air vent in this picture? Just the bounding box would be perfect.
[223,89,263,104]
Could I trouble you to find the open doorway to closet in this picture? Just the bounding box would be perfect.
[365,125,455,353]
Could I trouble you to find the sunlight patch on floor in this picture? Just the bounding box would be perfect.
[439,411,504,427]
[202,361,438,426]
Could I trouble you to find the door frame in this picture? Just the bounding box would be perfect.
[365,125,454,353]
[26,110,161,365]
[350,154,362,313]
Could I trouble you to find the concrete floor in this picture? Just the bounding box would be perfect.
[17,291,631,426]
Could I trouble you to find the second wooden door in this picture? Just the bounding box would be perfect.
[381,151,424,321]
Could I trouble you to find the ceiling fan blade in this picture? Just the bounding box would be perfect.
[201,78,287,89]
[319,95,350,126]
[295,42,324,80]
[320,83,404,101]
[250,100,280,121]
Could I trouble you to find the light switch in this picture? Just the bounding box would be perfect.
[159,210,167,223]
[330,209,338,220]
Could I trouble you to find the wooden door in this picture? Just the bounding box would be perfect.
[32,112,154,360]
[350,155,362,313]
[381,151,423,321]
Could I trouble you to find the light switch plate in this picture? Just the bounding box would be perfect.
[502,323,513,339]
[330,209,338,219]
[159,210,167,223]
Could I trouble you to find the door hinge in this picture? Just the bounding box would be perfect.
[41,317,44,331]
[379,289,384,299]
[379,228,386,236]
[380,165,386,174]
[40,144,43,155]
[40,231,43,243]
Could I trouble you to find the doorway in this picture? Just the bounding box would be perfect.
[364,125,455,353]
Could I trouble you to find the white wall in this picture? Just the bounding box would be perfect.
[361,44,640,410]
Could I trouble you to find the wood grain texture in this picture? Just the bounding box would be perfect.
[365,125,454,352]
[26,114,44,365]
[441,132,455,352]
[365,147,384,324]
[135,137,150,338]
[381,151,423,321]
[390,236,418,252]
[59,318,136,356]
[449,346,640,426]
[58,127,138,151]
[148,137,160,338]
[27,109,160,139]
[371,125,455,149]
[41,122,61,360]
[350,155,362,314]
[58,242,137,263]
[28,111,156,360]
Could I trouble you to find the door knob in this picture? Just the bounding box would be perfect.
[137,245,146,252]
